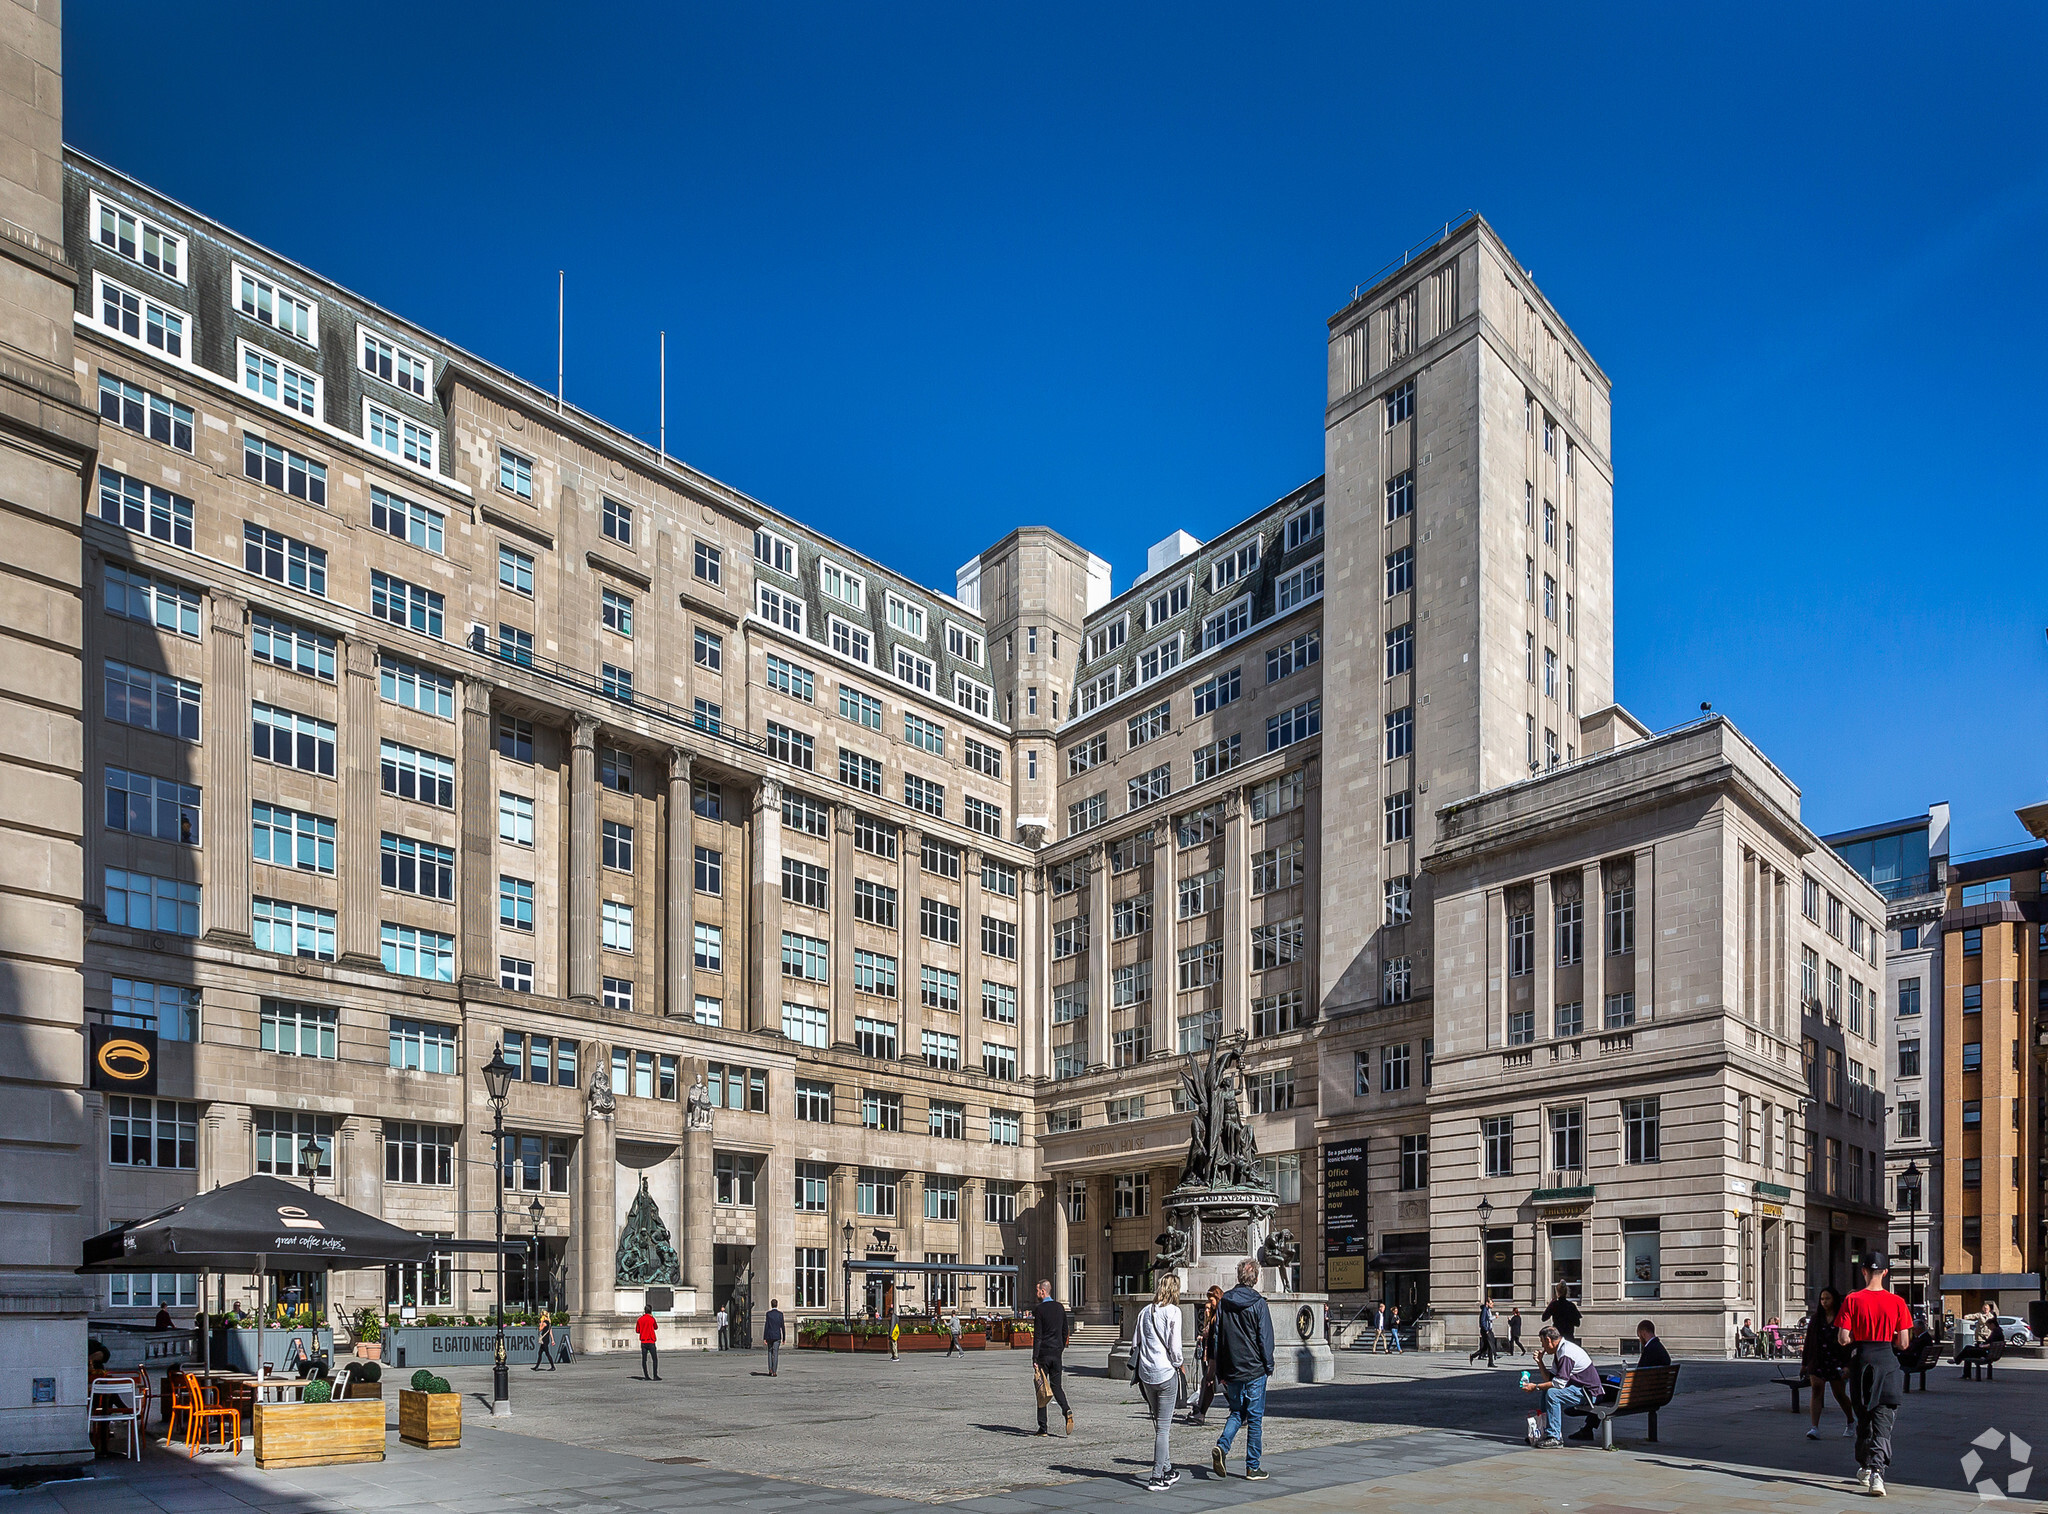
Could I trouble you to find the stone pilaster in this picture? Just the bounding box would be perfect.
[1300,755,1322,1018]
[202,589,250,941]
[1051,1178,1071,1303]
[898,823,923,1051]
[1532,872,1553,1046]
[1086,842,1110,1068]
[682,1123,714,1291]
[1150,824,1176,1049]
[665,748,694,1017]
[338,636,381,964]
[1633,845,1656,1021]
[961,846,983,1068]
[830,805,855,1041]
[750,777,783,1032]
[1020,868,1044,1079]
[1219,791,1248,1040]
[1581,861,1605,1035]
[581,1051,616,1314]
[1485,885,1506,1045]
[457,675,495,983]
[568,715,600,1001]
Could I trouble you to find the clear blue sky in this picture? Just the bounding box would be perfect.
[66,2,2048,855]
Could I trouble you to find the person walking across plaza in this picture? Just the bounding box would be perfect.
[1133,1273,1185,1490]
[763,1298,785,1376]
[636,1305,660,1381]
[1210,1260,1274,1481]
[1507,1306,1526,1356]
[1801,1287,1856,1439]
[1387,1302,1403,1354]
[1521,1325,1602,1447]
[716,1305,729,1351]
[945,1308,965,1357]
[1541,1284,1582,1344]
[1031,1279,1074,1436]
[532,1311,556,1371]
[1836,1252,1913,1498]
[1187,1285,1223,1424]
[1470,1299,1499,1367]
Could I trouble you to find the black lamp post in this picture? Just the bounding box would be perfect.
[1902,1161,1922,1314]
[842,1219,856,1328]
[528,1195,546,1315]
[1476,1196,1494,1316]
[298,1132,322,1193]
[482,1042,515,1416]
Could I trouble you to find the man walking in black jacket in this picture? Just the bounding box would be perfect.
[1031,1279,1074,1436]
[1210,1260,1275,1480]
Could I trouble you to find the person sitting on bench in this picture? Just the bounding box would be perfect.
[1566,1321,1670,1440]
[1522,1326,1603,1449]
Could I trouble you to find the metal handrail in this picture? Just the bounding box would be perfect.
[1347,213,1479,305]
[466,627,767,756]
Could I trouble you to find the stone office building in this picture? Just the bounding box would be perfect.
[2,8,1899,1437]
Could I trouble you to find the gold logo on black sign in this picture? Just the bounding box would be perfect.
[95,1037,152,1082]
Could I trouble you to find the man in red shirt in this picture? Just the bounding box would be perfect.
[1834,1252,1913,1497]
[637,1307,661,1381]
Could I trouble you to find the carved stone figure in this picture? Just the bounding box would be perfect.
[615,1173,683,1286]
[587,1056,616,1117]
[684,1076,713,1131]
[1260,1229,1300,1270]
[1154,1222,1191,1270]
[1178,1036,1265,1191]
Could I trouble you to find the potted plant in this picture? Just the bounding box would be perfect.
[399,1369,461,1450]
[354,1309,383,1361]
[345,1361,383,1399]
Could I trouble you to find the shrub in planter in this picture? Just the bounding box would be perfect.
[411,1368,436,1392]
[354,1361,381,1383]
[301,1379,332,1404]
[428,1376,452,1395]
[356,1311,382,1343]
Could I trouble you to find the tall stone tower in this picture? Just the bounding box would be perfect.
[1316,218,1614,1019]
[0,0,99,1469]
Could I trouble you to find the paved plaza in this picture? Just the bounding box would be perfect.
[20,1349,2043,1514]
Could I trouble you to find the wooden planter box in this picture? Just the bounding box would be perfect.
[398,1389,461,1449]
[252,1400,386,1469]
[344,1381,385,1399]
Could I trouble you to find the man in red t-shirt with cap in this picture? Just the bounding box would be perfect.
[1834,1251,1913,1497]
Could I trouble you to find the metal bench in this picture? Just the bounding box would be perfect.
[1772,1370,1808,1410]
[1575,1364,1680,1449]
[1958,1340,2004,1381]
[1897,1338,1938,1392]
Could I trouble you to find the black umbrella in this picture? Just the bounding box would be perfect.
[81,1175,518,1382]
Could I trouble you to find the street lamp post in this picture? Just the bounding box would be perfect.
[1902,1161,1922,1316]
[528,1195,546,1316]
[1476,1195,1494,1340]
[843,1219,855,1329]
[483,1043,515,1417]
[298,1132,322,1194]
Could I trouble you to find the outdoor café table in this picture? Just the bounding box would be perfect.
[252,1378,306,1404]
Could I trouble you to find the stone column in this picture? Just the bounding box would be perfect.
[829,1164,854,1319]
[203,589,250,941]
[1150,826,1176,1048]
[898,823,923,1051]
[750,777,783,1032]
[960,1177,982,1295]
[1632,846,1656,1021]
[753,1148,783,1319]
[682,1122,714,1293]
[581,1050,616,1316]
[1532,873,1554,1045]
[1300,756,1322,1017]
[339,636,381,964]
[666,749,694,1017]
[80,549,105,921]
[830,805,855,1041]
[961,847,983,1068]
[1090,1173,1114,1317]
[568,715,600,1001]
[1051,1178,1070,1303]
[1485,885,1506,1046]
[1220,792,1248,1039]
[1020,869,1044,1078]
[903,1172,926,1284]
[1086,843,1110,1068]
[1581,861,1605,1035]
[456,675,496,983]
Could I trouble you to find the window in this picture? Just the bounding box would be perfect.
[384,1122,455,1187]
[1210,539,1260,592]
[96,273,185,356]
[370,571,444,638]
[690,538,723,585]
[389,1016,457,1074]
[1963,926,1982,957]
[1383,956,1412,1003]
[241,342,320,417]
[108,1096,198,1171]
[600,819,636,874]
[1380,1042,1412,1092]
[1068,733,1109,776]
[502,1133,571,1192]
[920,837,962,879]
[1606,878,1635,954]
[106,977,199,1041]
[250,897,333,960]
[494,446,534,499]
[981,915,1018,960]
[243,520,328,593]
[493,875,533,934]
[1127,763,1172,812]
[1199,601,1251,651]
[1383,790,1413,842]
[379,739,452,806]
[1276,558,1323,611]
[1175,1010,1217,1053]
[946,623,984,665]
[1379,872,1411,923]
[1051,913,1088,960]
[95,197,184,279]
[782,1003,826,1047]
[1385,379,1413,425]
[819,560,866,611]
[1961,1040,1982,1071]
[600,663,634,704]
[363,403,436,471]
[862,1090,903,1133]
[260,999,337,1059]
[852,1015,898,1060]
[894,646,933,691]
[781,931,829,980]
[920,1030,961,1073]
[918,898,961,947]
[1068,793,1107,835]
[765,653,813,702]
[856,1168,897,1217]
[1507,905,1534,977]
[982,979,1016,1023]
[1399,1134,1429,1190]
[1136,635,1182,685]
[1543,574,1556,620]
[1623,1097,1661,1163]
[904,773,944,817]
[255,1111,332,1180]
[359,331,430,395]
[855,950,898,999]
[713,1153,757,1208]
[1385,623,1414,678]
[1251,916,1304,971]
[1147,579,1192,628]
[1112,961,1152,1008]
[1178,867,1224,919]
[903,711,945,756]
[104,567,200,650]
[853,877,897,928]
[1269,698,1321,752]
[1178,940,1222,990]
[601,899,634,953]
[1266,632,1319,684]
[1106,1096,1145,1124]
[1128,701,1171,749]
[379,656,453,718]
[1385,546,1413,598]
[499,957,533,992]
[1604,992,1637,1029]
[766,722,815,770]
[250,802,333,876]
[839,749,883,794]
[981,857,1019,898]
[105,767,201,847]
[98,374,193,453]
[1384,705,1415,761]
[494,624,534,667]
[1555,897,1584,965]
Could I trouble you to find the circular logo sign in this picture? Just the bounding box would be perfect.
[1296,1305,1315,1342]
[95,1037,152,1082]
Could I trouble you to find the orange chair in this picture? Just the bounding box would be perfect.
[170,1372,240,1458]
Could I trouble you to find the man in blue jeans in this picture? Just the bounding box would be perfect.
[1521,1325,1603,1447]
[1210,1260,1276,1480]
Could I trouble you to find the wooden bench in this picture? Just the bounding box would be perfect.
[1772,1370,1808,1411]
[1575,1364,1679,1449]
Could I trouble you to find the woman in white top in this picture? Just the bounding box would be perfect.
[1132,1273,1185,1489]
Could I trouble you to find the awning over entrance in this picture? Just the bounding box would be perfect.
[1367,1236,1429,1271]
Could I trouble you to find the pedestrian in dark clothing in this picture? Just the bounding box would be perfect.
[1802,1288,1855,1440]
[1188,1286,1223,1424]
[1210,1260,1274,1481]
[1470,1300,1499,1367]
[532,1312,556,1370]
[1030,1280,1073,1436]
[763,1300,785,1376]
[1634,1320,1672,1369]
[1541,1285,1582,1343]
[945,1309,965,1357]
[1507,1307,1526,1356]
[1387,1302,1403,1354]
[1837,1253,1913,1498]
[636,1307,660,1380]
